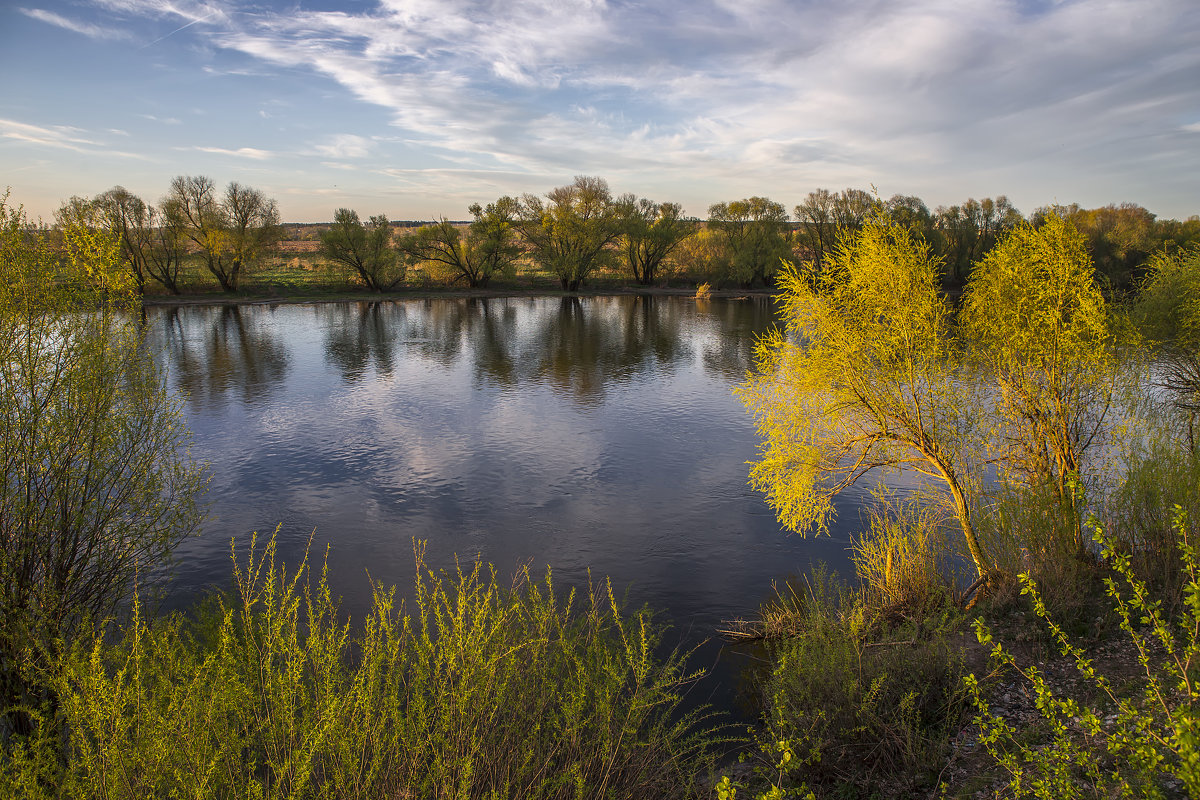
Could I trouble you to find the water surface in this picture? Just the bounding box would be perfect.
[146,295,876,710]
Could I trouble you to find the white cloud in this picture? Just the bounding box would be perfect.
[19,7,128,39]
[24,0,1200,217]
[0,118,147,159]
[138,114,183,125]
[312,134,373,159]
[191,146,274,159]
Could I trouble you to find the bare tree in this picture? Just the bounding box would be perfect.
[92,186,184,294]
[165,176,280,291]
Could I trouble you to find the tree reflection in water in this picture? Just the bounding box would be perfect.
[322,302,400,383]
[153,305,290,410]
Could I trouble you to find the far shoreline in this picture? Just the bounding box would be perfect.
[141,284,781,308]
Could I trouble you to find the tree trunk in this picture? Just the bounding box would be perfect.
[947,476,989,581]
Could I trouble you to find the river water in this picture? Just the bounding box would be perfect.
[145,295,877,713]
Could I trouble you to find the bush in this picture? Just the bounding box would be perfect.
[1104,437,1200,604]
[723,570,969,797]
[0,533,721,799]
[967,511,1200,799]
[0,195,206,731]
[975,481,1098,618]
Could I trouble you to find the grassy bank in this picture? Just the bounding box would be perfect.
[717,469,1200,799]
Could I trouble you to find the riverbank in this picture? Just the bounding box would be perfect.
[141,284,779,307]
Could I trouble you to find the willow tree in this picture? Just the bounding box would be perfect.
[321,209,403,292]
[706,196,790,287]
[620,199,694,285]
[1136,244,1200,452]
[396,197,523,288]
[517,176,626,291]
[737,216,990,579]
[961,214,1118,550]
[164,176,280,291]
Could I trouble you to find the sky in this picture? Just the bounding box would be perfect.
[2,0,1198,223]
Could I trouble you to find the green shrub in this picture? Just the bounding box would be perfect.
[1104,437,1200,604]
[1,533,722,799]
[976,481,1097,618]
[722,570,969,797]
[967,510,1200,799]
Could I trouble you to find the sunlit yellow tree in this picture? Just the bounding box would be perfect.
[737,215,990,579]
[961,214,1119,551]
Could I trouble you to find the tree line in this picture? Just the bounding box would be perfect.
[55,176,1200,297]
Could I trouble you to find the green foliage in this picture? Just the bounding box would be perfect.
[672,226,729,284]
[707,197,790,287]
[621,199,694,285]
[1,533,722,798]
[320,208,404,291]
[968,513,1200,799]
[962,213,1119,552]
[1036,202,1160,288]
[1135,244,1200,452]
[93,186,186,294]
[517,176,627,291]
[933,196,1023,285]
[851,493,952,616]
[1104,434,1200,606]
[164,176,281,292]
[975,480,1097,620]
[465,195,523,286]
[721,570,968,798]
[0,194,207,727]
[1137,244,1200,350]
[792,188,879,274]
[398,198,523,288]
[736,214,988,577]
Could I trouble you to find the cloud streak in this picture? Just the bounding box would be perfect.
[19,7,127,39]
[191,145,274,159]
[142,3,1198,185]
[0,118,147,159]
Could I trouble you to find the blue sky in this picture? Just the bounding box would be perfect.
[2,0,1198,223]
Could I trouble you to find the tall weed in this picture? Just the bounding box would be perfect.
[852,494,953,616]
[976,481,1096,617]
[0,533,721,799]
[1104,438,1200,604]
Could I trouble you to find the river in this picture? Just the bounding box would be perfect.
[145,295,881,713]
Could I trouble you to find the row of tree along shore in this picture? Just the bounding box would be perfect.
[52,175,1199,296]
[4,184,1200,797]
